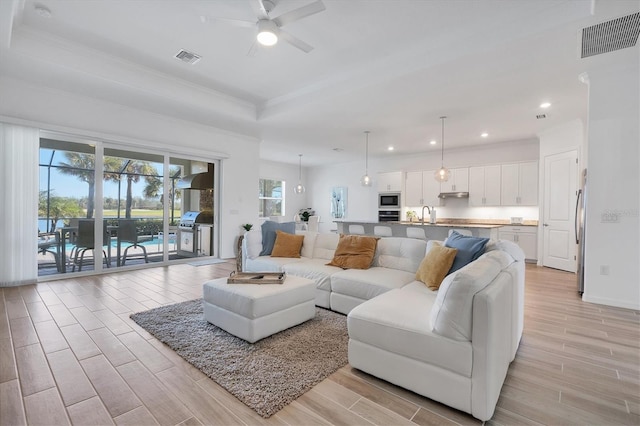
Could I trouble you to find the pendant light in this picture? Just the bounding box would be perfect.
[294,154,305,194]
[434,116,451,182]
[360,131,372,187]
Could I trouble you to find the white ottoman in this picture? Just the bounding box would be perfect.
[202,275,316,343]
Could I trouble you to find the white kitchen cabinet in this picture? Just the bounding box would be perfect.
[501,161,538,206]
[377,171,403,192]
[499,225,537,261]
[469,165,501,206]
[440,167,469,193]
[405,170,440,206]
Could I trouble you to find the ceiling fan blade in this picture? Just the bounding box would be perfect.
[272,0,325,27]
[250,0,270,19]
[246,41,261,57]
[278,30,314,53]
[200,15,255,28]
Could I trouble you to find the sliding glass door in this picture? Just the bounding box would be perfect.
[38,139,218,277]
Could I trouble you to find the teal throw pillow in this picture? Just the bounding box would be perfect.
[444,231,489,274]
[259,221,296,256]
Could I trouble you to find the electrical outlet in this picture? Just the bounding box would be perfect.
[600,265,610,275]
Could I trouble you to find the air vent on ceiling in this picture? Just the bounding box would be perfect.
[175,49,202,65]
[580,12,640,58]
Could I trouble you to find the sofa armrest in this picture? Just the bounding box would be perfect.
[470,271,513,421]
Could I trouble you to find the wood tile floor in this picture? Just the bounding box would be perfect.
[1,262,639,425]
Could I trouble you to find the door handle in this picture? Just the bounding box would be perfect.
[543,223,549,226]
[575,189,582,244]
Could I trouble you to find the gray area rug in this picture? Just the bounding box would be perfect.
[130,299,348,418]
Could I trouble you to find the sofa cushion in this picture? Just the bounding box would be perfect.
[259,221,296,256]
[245,256,301,272]
[283,258,343,292]
[327,234,379,269]
[444,231,489,274]
[415,245,458,290]
[348,286,472,377]
[312,233,340,260]
[271,230,304,258]
[373,237,428,273]
[297,231,318,258]
[331,267,416,301]
[244,229,263,260]
[485,239,525,262]
[430,255,503,341]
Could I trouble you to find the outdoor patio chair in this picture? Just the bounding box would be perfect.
[38,231,61,272]
[72,219,111,272]
[118,219,151,265]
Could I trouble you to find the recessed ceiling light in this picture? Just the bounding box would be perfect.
[481,132,489,138]
[429,140,437,145]
[540,102,551,108]
[387,146,394,151]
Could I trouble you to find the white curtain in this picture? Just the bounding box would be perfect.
[0,123,39,286]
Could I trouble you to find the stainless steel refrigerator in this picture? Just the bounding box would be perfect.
[576,169,587,294]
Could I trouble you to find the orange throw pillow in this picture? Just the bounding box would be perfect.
[327,234,379,269]
[415,245,458,290]
[270,230,304,258]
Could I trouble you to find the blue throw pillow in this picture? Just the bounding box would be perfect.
[444,231,489,274]
[259,221,296,256]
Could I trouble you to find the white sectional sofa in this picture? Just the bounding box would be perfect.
[241,229,525,421]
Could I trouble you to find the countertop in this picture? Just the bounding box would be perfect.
[335,218,539,228]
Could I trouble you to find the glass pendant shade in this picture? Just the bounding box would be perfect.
[434,167,451,182]
[294,154,305,194]
[434,116,450,182]
[361,131,372,187]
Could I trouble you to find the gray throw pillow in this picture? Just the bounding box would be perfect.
[444,230,489,274]
[259,221,296,256]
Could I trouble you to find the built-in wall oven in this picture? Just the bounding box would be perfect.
[378,192,401,209]
[378,210,400,222]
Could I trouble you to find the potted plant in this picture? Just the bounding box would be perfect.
[242,223,253,232]
[298,208,315,222]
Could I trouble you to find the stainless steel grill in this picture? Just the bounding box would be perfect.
[177,211,213,257]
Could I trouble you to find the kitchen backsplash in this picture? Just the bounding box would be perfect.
[404,198,539,222]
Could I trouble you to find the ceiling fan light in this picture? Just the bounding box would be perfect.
[257,19,278,46]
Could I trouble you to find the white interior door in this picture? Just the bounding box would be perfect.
[543,150,578,272]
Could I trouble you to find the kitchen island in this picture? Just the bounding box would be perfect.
[335,220,507,240]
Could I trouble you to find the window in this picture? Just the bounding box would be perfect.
[259,179,284,217]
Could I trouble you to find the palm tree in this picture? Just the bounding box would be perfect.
[104,158,158,218]
[57,153,96,218]
[143,166,182,223]
[38,191,82,232]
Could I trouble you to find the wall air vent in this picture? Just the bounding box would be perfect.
[580,12,640,58]
[175,49,202,65]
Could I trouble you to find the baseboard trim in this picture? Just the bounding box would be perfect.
[582,294,640,310]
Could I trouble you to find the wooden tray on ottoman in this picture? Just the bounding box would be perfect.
[227,271,286,284]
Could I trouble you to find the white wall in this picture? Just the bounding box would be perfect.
[307,138,540,233]
[0,76,260,259]
[259,159,310,222]
[582,47,640,310]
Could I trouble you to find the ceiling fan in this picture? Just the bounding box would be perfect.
[201,0,326,54]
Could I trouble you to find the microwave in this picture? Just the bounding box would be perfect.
[378,192,401,209]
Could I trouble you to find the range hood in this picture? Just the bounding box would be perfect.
[177,164,214,190]
[438,191,469,199]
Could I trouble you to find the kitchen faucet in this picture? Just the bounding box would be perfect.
[421,206,431,224]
